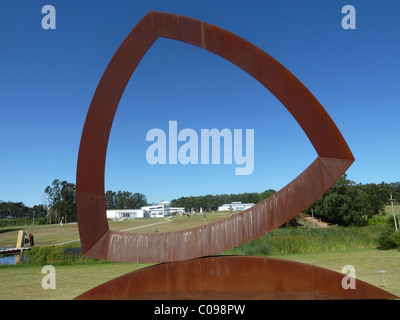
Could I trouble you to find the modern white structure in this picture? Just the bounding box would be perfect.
[218,201,255,212]
[141,200,171,218]
[107,200,185,220]
[106,209,148,220]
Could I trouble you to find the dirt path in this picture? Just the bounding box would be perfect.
[303,216,330,228]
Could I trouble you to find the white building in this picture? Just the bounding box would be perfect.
[107,200,185,220]
[141,200,171,218]
[218,201,255,212]
[106,209,148,220]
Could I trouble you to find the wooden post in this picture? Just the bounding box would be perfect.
[16,230,27,249]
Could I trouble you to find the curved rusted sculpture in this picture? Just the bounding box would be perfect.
[75,256,398,300]
[76,11,354,264]
[75,11,399,300]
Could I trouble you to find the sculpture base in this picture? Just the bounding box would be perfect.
[75,256,397,300]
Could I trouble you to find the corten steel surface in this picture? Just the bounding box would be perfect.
[76,11,355,264]
[75,256,398,300]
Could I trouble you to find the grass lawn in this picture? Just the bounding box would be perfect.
[0,213,399,299]
[0,223,80,247]
[0,248,398,299]
[271,248,400,298]
[385,204,400,214]
[0,212,233,247]
[110,211,234,233]
[0,262,151,300]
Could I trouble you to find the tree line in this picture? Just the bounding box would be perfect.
[42,180,149,223]
[0,180,149,225]
[308,175,390,226]
[0,176,399,226]
[0,201,48,226]
[357,181,400,205]
[171,175,399,227]
[170,189,276,212]
[44,179,76,224]
[105,190,148,210]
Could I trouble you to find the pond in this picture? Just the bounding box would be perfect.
[0,248,25,265]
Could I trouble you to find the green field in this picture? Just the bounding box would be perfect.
[385,204,400,217]
[0,212,232,247]
[273,249,400,297]
[1,213,399,299]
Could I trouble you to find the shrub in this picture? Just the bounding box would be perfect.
[377,221,400,250]
[22,245,100,265]
[368,215,388,226]
[223,226,382,256]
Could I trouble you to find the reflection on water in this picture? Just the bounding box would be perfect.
[0,248,25,265]
[0,254,22,265]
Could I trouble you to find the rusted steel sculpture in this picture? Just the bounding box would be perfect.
[76,11,354,263]
[75,11,397,299]
[75,256,398,300]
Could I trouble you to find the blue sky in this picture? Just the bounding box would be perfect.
[0,0,399,207]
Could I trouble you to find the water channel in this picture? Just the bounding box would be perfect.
[0,248,25,265]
